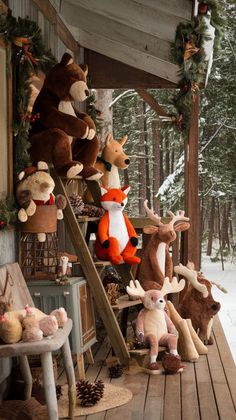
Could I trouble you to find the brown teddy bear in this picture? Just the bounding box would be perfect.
[28,53,102,180]
[16,161,66,242]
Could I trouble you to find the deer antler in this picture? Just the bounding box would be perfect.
[167,210,190,227]
[174,264,208,298]
[126,280,146,298]
[209,281,228,294]
[160,276,185,297]
[143,200,163,225]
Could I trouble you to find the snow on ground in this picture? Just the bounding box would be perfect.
[202,255,236,365]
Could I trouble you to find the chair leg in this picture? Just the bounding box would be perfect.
[19,355,32,400]
[41,352,58,420]
[77,353,85,380]
[62,338,76,419]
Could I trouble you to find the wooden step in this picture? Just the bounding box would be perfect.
[112,295,141,311]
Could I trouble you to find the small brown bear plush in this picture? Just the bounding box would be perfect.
[16,161,66,242]
[28,53,102,180]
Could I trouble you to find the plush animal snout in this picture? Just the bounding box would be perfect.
[211,302,221,313]
[40,182,50,191]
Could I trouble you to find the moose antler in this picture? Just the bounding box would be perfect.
[174,264,209,297]
[143,200,162,225]
[126,280,146,298]
[160,276,185,297]
[167,210,190,227]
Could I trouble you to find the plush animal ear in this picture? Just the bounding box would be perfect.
[174,222,190,232]
[18,171,25,181]
[105,133,113,146]
[143,225,159,234]
[120,135,128,146]
[60,53,73,66]
[37,161,49,171]
[100,187,108,196]
[121,186,130,195]
[80,64,88,77]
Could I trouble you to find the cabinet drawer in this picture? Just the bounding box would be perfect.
[78,283,96,348]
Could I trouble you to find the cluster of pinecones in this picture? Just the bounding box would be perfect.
[76,379,104,407]
[69,193,104,218]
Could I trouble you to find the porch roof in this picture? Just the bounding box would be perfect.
[59,0,196,88]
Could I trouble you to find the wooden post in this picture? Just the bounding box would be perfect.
[183,95,200,270]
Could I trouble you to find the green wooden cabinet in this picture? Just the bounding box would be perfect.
[27,277,96,354]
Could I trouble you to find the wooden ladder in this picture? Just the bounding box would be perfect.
[51,169,133,364]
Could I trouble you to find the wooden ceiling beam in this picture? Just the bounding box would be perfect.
[64,0,188,42]
[136,89,169,117]
[78,29,179,83]
[84,50,177,89]
[60,4,173,63]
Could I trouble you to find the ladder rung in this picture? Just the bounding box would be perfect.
[112,294,141,310]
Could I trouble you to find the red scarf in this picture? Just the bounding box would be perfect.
[33,193,55,206]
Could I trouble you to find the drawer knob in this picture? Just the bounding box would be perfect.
[63,291,70,296]
[34,292,41,296]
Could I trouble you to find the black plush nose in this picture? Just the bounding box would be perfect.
[121,203,124,206]
[85,89,89,97]
[125,159,130,164]
[211,302,220,312]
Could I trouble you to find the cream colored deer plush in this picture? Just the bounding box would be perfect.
[127,277,185,373]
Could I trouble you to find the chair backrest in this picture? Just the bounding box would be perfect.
[0,263,34,309]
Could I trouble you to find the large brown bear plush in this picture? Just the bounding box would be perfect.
[28,53,101,179]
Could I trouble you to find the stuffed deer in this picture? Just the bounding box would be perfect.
[174,263,227,344]
[126,277,185,373]
[96,133,130,189]
[138,200,190,290]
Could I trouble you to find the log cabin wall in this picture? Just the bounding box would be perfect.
[0,0,79,386]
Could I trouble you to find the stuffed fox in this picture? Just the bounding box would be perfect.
[95,187,141,265]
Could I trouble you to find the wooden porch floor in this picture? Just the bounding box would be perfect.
[59,316,236,420]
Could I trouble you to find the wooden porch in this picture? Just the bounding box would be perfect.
[58,315,236,420]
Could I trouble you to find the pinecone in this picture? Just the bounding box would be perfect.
[69,193,84,215]
[82,204,104,218]
[76,379,104,407]
[108,363,123,378]
[105,282,120,305]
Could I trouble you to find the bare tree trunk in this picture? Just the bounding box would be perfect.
[217,199,224,271]
[221,202,230,250]
[165,136,170,179]
[152,119,161,213]
[137,99,147,215]
[95,89,113,150]
[123,168,130,186]
[143,102,151,204]
[207,197,215,256]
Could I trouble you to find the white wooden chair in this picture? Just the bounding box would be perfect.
[0,263,76,420]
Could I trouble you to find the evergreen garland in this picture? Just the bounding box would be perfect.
[0,195,17,231]
[172,2,225,131]
[0,12,57,177]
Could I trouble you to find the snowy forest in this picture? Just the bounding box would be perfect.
[93,0,236,263]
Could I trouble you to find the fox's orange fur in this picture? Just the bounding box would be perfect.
[95,187,141,265]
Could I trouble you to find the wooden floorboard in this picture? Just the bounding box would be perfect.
[58,317,236,420]
[181,362,200,420]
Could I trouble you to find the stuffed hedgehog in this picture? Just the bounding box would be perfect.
[16,161,66,241]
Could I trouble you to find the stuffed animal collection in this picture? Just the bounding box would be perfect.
[0,306,67,344]
[28,53,102,180]
[16,161,66,242]
[94,186,140,265]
